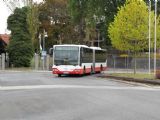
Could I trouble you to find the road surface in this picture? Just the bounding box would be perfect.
[0,71,160,120]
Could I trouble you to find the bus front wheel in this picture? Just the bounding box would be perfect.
[99,65,103,73]
[83,67,86,75]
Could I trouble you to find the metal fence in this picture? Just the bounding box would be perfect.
[107,54,160,70]
[32,53,53,71]
[0,53,9,70]
[32,53,160,71]
[2,52,160,71]
[0,53,52,71]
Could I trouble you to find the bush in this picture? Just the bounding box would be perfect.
[156,69,160,79]
[8,41,34,67]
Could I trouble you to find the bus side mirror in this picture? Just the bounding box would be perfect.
[49,48,53,55]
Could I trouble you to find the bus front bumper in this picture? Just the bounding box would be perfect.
[52,68,83,75]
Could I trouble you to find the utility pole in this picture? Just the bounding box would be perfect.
[148,0,151,74]
[42,29,47,70]
[154,0,157,75]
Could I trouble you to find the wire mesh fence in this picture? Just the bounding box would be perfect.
[2,51,160,72]
[31,53,53,71]
[0,53,9,70]
[107,52,160,71]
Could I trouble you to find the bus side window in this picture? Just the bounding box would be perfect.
[81,48,84,57]
[80,48,83,65]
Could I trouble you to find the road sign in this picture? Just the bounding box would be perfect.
[42,51,47,56]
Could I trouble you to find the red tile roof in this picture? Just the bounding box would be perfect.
[0,34,10,45]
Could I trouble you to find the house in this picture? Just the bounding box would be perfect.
[0,34,10,54]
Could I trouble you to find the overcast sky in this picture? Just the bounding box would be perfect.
[0,0,43,34]
[0,1,11,34]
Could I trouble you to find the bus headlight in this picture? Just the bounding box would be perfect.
[74,69,81,73]
[53,68,59,72]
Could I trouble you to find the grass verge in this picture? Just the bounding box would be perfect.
[107,73,155,80]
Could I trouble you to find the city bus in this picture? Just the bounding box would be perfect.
[52,44,107,76]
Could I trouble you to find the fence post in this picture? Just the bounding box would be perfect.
[6,53,9,68]
[113,55,116,71]
[2,53,5,70]
[0,55,1,70]
[35,53,39,70]
[46,54,50,70]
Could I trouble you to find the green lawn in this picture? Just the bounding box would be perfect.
[108,73,155,80]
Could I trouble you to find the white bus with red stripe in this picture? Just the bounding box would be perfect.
[52,44,107,77]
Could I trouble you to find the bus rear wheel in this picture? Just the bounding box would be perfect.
[90,66,93,74]
[100,65,103,71]
[58,74,61,77]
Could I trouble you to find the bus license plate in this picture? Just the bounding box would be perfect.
[63,72,69,74]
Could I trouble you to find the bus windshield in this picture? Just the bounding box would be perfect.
[54,46,79,65]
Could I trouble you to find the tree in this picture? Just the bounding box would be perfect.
[144,0,160,15]
[7,7,34,67]
[68,0,125,47]
[38,0,78,50]
[108,0,155,74]
[27,0,40,50]
[68,0,88,43]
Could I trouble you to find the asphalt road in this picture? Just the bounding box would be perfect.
[0,71,160,120]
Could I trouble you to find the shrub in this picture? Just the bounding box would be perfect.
[156,69,160,79]
[8,41,33,67]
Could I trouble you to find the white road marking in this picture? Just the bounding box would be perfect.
[0,85,160,91]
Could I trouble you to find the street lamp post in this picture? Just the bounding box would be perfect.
[42,29,48,70]
[43,29,48,51]
[154,0,157,75]
[149,0,151,74]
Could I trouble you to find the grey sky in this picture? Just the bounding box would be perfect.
[0,0,43,34]
[0,1,11,34]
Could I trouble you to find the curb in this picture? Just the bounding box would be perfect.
[100,75,160,86]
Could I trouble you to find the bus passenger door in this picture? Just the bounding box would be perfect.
[92,49,95,73]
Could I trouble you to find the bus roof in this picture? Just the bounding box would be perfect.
[53,44,89,48]
[90,47,101,50]
[90,46,106,51]
[53,44,106,51]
